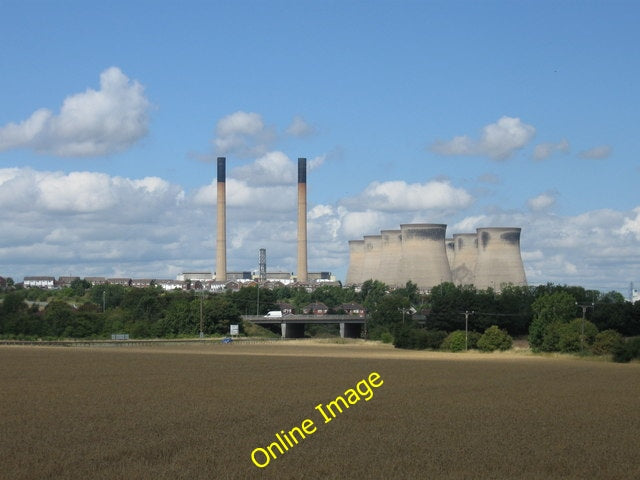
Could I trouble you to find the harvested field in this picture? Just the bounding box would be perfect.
[1,341,639,479]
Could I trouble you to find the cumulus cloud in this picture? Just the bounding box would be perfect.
[213,111,275,158]
[430,116,535,160]
[0,67,150,157]
[344,179,473,212]
[286,115,316,137]
[579,145,612,159]
[533,139,570,160]
[231,151,296,185]
[527,191,557,211]
[617,207,640,240]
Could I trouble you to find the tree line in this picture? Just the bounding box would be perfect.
[1,279,639,360]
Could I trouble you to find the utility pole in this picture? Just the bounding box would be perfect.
[199,290,204,338]
[576,302,594,353]
[461,310,474,351]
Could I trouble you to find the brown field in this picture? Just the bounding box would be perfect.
[1,340,639,479]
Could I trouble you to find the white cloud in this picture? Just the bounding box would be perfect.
[430,116,536,160]
[617,207,640,240]
[579,145,612,159]
[286,116,316,137]
[533,139,570,160]
[0,67,150,157]
[231,151,296,185]
[308,154,326,170]
[344,179,473,212]
[527,191,557,211]
[213,111,275,158]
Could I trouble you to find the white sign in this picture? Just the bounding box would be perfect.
[230,324,239,335]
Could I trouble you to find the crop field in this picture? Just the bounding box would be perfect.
[1,340,639,479]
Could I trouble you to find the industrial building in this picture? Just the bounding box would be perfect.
[347,225,526,292]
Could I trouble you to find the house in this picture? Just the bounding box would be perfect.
[23,276,56,289]
[57,276,80,288]
[85,277,107,285]
[156,279,185,291]
[339,302,366,317]
[131,279,154,288]
[276,302,295,315]
[303,302,329,315]
[107,278,132,286]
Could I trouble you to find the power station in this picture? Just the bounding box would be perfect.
[214,156,526,291]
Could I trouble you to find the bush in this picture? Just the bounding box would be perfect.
[612,337,640,363]
[393,329,448,350]
[558,319,598,353]
[380,332,394,344]
[591,329,623,355]
[441,330,480,352]
[477,325,513,352]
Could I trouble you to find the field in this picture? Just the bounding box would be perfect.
[1,340,639,479]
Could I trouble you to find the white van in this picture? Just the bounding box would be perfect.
[264,310,283,318]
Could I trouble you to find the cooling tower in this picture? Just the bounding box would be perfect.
[297,158,308,283]
[378,229,402,287]
[215,157,227,282]
[474,227,527,290]
[451,233,478,286]
[399,224,452,291]
[360,235,382,283]
[346,240,365,286]
[445,237,455,269]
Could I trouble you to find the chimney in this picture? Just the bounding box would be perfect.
[297,158,308,283]
[216,157,227,282]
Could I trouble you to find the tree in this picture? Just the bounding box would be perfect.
[477,325,513,352]
[528,291,577,350]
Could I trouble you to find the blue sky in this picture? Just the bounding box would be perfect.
[1,0,639,295]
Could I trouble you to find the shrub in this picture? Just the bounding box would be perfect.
[591,329,623,355]
[441,330,480,352]
[477,325,513,352]
[421,330,448,350]
[612,337,640,363]
[558,319,598,353]
[393,329,448,350]
[380,332,394,344]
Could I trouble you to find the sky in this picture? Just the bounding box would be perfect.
[1,0,639,295]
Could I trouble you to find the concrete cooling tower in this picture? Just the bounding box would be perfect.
[360,235,382,283]
[399,224,452,291]
[445,238,455,269]
[378,229,402,287]
[474,227,526,290]
[452,233,478,286]
[346,240,365,286]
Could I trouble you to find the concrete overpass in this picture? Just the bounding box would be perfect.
[241,314,367,338]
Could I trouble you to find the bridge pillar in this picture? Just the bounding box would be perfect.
[281,322,305,338]
[340,322,362,339]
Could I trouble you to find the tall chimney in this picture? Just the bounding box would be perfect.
[216,157,227,282]
[297,157,308,283]
[259,248,266,282]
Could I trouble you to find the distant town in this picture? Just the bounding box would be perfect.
[1,271,337,293]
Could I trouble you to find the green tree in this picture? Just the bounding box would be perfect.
[528,291,577,350]
[591,329,623,355]
[477,325,513,352]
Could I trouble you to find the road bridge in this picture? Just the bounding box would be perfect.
[241,314,367,338]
